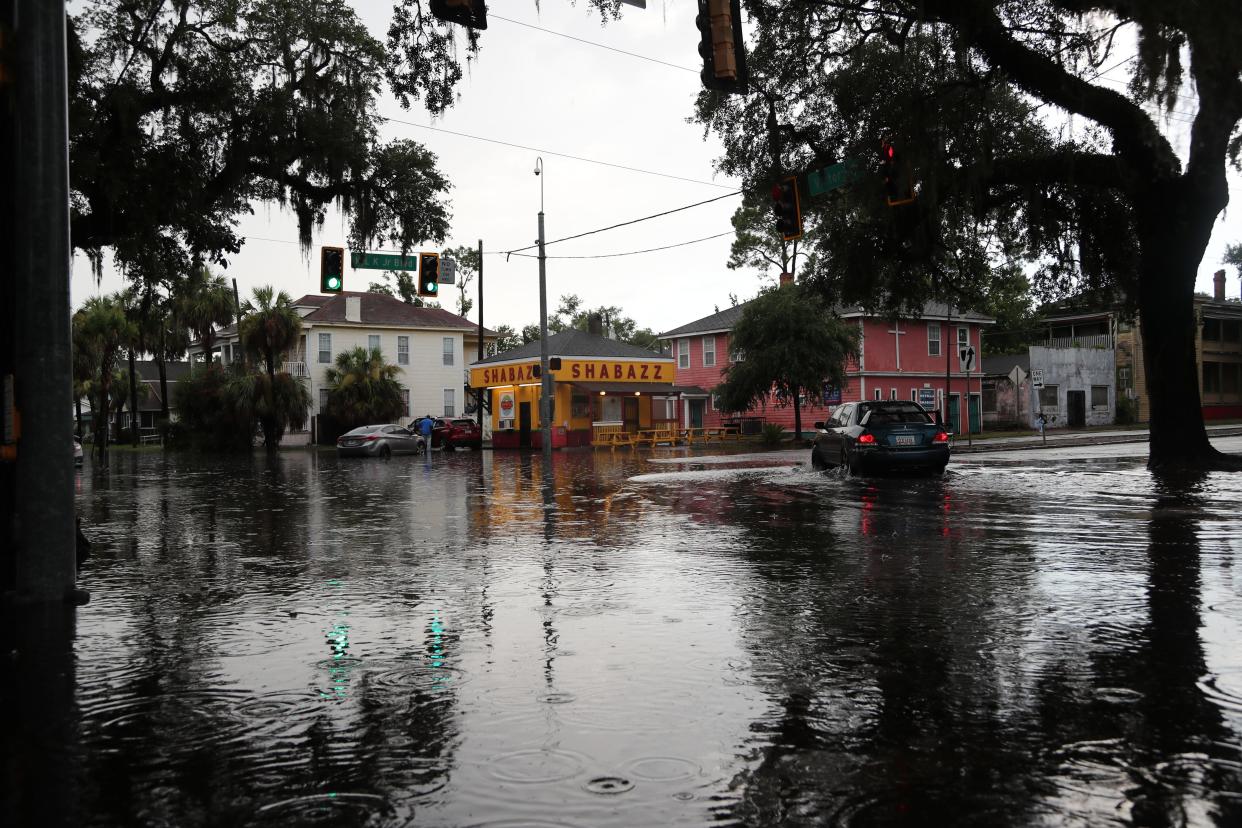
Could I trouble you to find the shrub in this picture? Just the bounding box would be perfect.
[1116,394,1139,425]
[761,422,785,446]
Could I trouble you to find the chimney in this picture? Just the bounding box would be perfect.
[587,313,603,336]
[1214,269,1226,301]
[345,295,361,322]
[779,272,794,287]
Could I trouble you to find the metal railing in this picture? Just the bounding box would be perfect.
[282,361,310,377]
[1046,334,1112,349]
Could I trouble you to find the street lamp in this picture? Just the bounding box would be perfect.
[534,158,552,461]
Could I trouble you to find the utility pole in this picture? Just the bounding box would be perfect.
[944,305,953,432]
[535,159,552,461]
[476,239,485,430]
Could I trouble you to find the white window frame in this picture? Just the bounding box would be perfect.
[318,332,331,364]
[678,339,689,369]
[368,334,381,354]
[890,388,897,400]
[957,326,969,352]
[442,337,454,366]
[873,388,881,401]
[443,388,456,417]
[318,388,329,412]
[400,388,410,417]
[928,323,941,356]
[702,335,716,368]
[398,336,409,365]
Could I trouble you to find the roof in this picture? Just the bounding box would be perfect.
[473,328,669,366]
[658,302,754,339]
[981,353,1030,376]
[301,292,491,332]
[659,297,993,340]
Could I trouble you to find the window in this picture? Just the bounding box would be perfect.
[730,342,745,362]
[1224,363,1240,395]
[982,380,998,413]
[443,337,454,366]
[443,388,455,417]
[1091,385,1109,409]
[318,333,331,363]
[1225,321,1241,343]
[873,388,881,400]
[318,389,329,412]
[1203,361,1221,394]
[678,339,689,369]
[1203,318,1221,341]
[398,336,409,365]
[928,323,941,356]
[1038,384,1059,408]
[702,336,716,367]
[368,334,380,354]
[710,393,719,411]
[400,388,410,417]
[957,326,969,353]
[889,388,897,400]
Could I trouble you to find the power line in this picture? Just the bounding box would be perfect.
[490,14,697,74]
[500,190,742,256]
[378,114,736,190]
[503,230,736,260]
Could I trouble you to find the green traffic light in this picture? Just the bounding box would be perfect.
[327,276,342,290]
[427,283,437,293]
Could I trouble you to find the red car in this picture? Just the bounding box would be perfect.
[416,417,482,450]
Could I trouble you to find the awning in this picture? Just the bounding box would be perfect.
[573,382,681,395]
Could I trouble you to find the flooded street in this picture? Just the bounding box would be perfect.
[13,443,1242,826]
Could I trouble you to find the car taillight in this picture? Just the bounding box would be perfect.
[933,431,949,443]
[364,434,380,441]
[858,432,876,445]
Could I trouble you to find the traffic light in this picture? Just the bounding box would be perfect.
[771,176,802,241]
[320,246,344,293]
[881,140,916,206]
[429,0,487,29]
[418,252,440,298]
[695,0,748,95]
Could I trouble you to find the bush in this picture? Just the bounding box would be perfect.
[761,422,785,446]
[1116,394,1139,425]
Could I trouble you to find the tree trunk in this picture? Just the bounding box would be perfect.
[792,386,802,441]
[1136,178,1234,470]
[157,354,169,421]
[128,349,139,446]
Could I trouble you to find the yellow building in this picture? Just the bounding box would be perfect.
[469,330,681,448]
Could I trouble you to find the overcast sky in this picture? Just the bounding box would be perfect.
[71,1,1242,337]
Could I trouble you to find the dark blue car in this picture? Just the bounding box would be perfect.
[811,400,950,475]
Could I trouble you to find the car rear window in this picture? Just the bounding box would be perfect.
[344,426,381,436]
[452,420,476,427]
[862,406,933,425]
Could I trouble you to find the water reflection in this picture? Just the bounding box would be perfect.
[8,449,1237,826]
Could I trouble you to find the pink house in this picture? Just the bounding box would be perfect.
[659,298,994,435]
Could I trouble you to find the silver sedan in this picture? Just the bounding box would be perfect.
[336,424,426,459]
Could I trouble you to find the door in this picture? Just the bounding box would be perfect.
[519,402,532,447]
[1067,390,1086,427]
[689,399,705,429]
[623,397,639,432]
[947,394,961,434]
[968,395,982,434]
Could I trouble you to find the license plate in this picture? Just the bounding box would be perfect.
[341,439,359,447]
[895,435,915,446]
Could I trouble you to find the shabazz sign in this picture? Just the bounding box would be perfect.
[471,359,673,387]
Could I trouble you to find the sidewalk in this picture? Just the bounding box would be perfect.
[951,422,1242,454]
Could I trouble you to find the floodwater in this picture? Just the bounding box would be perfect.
[8,443,1242,826]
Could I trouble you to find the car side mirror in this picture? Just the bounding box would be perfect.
[814,421,825,430]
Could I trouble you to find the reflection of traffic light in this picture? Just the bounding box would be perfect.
[320,246,344,293]
[881,140,916,206]
[418,252,440,298]
[771,176,802,241]
[695,0,748,94]
[429,0,487,29]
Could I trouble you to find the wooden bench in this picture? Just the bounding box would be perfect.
[634,427,679,447]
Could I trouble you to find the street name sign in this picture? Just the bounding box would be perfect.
[351,251,420,271]
[806,159,862,197]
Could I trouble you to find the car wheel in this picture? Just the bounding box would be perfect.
[443,439,454,451]
[379,444,391,459]
[810,446,828,471]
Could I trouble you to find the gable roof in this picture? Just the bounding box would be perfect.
[298,292,486,331]
[658,301,753,339]
[473,328,669,366]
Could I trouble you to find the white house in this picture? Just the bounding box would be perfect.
[193,292,494,443]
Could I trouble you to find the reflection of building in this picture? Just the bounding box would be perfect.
[660,288,994,435]
[469,330,678,449]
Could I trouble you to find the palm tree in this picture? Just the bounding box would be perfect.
[238,286,302,378]
[73,295,135,459]
[177,266,235,366]
[324,346,404,430]
[238,286,309,449]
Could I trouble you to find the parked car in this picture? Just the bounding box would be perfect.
[336,424,425,458]
[434,417,482,450]
[811,400,950,475]
[74,435,83,466]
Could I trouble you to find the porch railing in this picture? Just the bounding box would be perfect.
[282,361,310,377]
[1046,333,1112,349]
